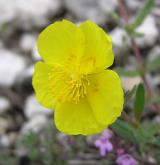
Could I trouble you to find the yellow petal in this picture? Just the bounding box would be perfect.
[32,61,55,109]
[87,70,124,126]
[37,20,85,64]
[54,98,106,135]
[80,20,114,74]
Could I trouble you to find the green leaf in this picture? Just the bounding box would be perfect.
[115,67,139,77]
[151,137,160,146]
[134,83,145,121]
[135,122,160,145]
[111,119,137,144]
[124,85,137,105]
[146,56,160,72]
[0,154,18,165]
[130,31,144,38]
[130,0,155,30]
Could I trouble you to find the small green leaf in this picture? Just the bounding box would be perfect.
[130,31,144,38]
[146,56,160,72]
[151,137,160,146]
[115,67,139,77]
[111,119,137,143]
[124,85,137,105]
[0,154,18,165]
[130,0,155,30]
[134,83,145,121]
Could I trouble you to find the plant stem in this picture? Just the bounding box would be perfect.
[117,0,152,97]
[117,0,160,111]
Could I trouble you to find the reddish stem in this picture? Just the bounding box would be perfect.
[117,0,160,112]
[117,0,152,97]
[118,0,129,22]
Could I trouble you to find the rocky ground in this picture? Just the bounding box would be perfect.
[0,0,160,165]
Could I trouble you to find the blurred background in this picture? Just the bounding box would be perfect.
[0,0,160,165]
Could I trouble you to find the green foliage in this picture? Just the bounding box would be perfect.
[129,31,144,38]
[127,0,155,32]
[17,121,67,165]
[146,56,160,72]
[125,0,155,38]
[112,119,160,161]
[112,119,159,145]
[0,154,18,165]
[20,132,40,161]
[124,85,137,106]
[111,119,137,144]
[134,83,145,121]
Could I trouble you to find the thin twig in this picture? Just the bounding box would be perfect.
[117,0,129,22]
[118,0,152,97]
[117,0,160,111]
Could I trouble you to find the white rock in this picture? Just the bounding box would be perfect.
[0,135,10,147]
[32,45,41,60]
[110,27,131,51]
[16,0,62,28]
[21,115,48,134]
[0,49,26,86]
[64,0,118,24]
[0,133,17,148]
[126,0,143,12]
[20,33,38,53]
[0,0,17,25]
[24,94,53,119]
[135,16,159,48]
[121,76,142,91]
[17,65,34,85]
[22,65,34,78]
[99,0,118,14]
[0,0,62,28]
[147,46,160,62]
[0,97,10,114]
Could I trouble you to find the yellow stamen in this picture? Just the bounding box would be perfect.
[48,63,90,103]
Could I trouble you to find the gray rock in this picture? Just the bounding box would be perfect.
[64,0,118,24]
[135,16,159,48]
[110,27,131,52]
[126,0,143,12]
[0,0,17,26]
[19,65,34,80]
[154,116,160,124]
[0,49,26,86]
[99,0,118,15]
[20,33,38,53]
[24,94,53,119]
[147,46,160,62]
[32,44,41,60]
[147,74,160,90]
[21,115,48,134]
[0,0,62,29]
[0,135,10,147]
[0,133,17,148]
[0,97,10,114]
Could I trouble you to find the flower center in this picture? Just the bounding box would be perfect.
[48,65,90,104]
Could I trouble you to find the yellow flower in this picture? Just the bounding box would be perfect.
[32,20,124,135]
